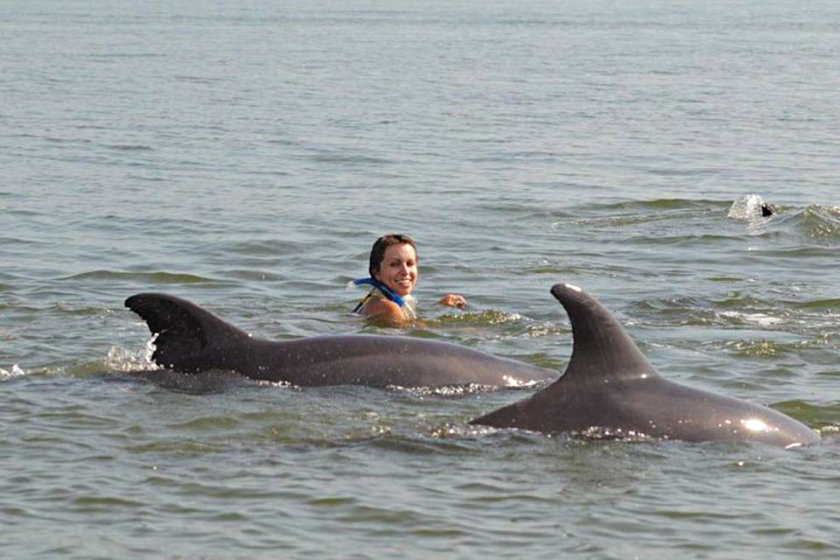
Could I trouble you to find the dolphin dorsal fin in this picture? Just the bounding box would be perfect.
[125,293,249,372]
[550,283,659,384]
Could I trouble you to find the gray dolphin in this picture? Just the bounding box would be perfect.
[125,293,554,388]
[471,283,820,447]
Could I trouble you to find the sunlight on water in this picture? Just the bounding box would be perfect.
[718,311,783,327]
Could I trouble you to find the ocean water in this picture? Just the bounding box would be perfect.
[2,0,840,558]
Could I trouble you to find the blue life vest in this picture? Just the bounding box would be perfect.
[352,277,407,312]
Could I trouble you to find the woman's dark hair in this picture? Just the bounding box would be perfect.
[369,234,418,278]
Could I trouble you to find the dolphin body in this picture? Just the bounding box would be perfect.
[471,283,820,447]
[125,293,554,388]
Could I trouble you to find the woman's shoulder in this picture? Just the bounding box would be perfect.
[359,292,419,326]
[359,294,403,318]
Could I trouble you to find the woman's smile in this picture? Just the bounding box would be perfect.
[375,243,418,297]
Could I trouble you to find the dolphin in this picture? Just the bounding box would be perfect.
[470,283,820,447]
[125,293,554,388]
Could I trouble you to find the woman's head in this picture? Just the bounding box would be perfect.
[369,234,418,297]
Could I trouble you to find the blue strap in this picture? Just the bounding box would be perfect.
[353,277,406,307]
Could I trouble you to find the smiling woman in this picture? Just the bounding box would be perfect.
[353,234,467,326]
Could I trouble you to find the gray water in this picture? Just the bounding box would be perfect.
[2,0,840,558]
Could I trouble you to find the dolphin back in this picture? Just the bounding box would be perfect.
[125,293,251,373]
[471,283,821,447]
[125,293,556,387]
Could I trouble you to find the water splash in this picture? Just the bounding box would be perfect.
[104,345,160,372]
[717,310,783,327]
[386,383,500,397]
[0,364,27,379]
[727,194,775,220]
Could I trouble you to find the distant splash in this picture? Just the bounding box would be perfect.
[0,364,27,379]
[727,194,776,220]
[554,197,840,248]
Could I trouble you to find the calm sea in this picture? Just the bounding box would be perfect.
[2,0,839,558]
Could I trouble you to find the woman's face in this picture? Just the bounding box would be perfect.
[374,243,418,297]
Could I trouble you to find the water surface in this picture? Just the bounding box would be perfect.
[2,0,839,558]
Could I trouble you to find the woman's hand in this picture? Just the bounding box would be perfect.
[438,293,467,309]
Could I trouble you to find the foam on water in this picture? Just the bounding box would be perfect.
[0,364,27,379]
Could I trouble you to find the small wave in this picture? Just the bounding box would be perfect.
[632,294,840,345]
[797,205,840,240]
[311,152,393,165]
[0,235,36,247]
[134,369,245,395]
[793,298,840,310]
[717,310,783,327]
[61,270,216,284]
[725,339,787,358]
[223,238,304,256]
[633,295,787,329]
[587,199,721,212]
[106,144,154,152]
[771,400,840,430]
[554,199,722,234]
[173,75,219,84]
[433,310,522,327]
[72,495,147,511]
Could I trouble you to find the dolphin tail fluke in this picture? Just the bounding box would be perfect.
[125,293,250,373]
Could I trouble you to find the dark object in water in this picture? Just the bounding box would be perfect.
[125,293,554,388]
[471,283,820,448]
